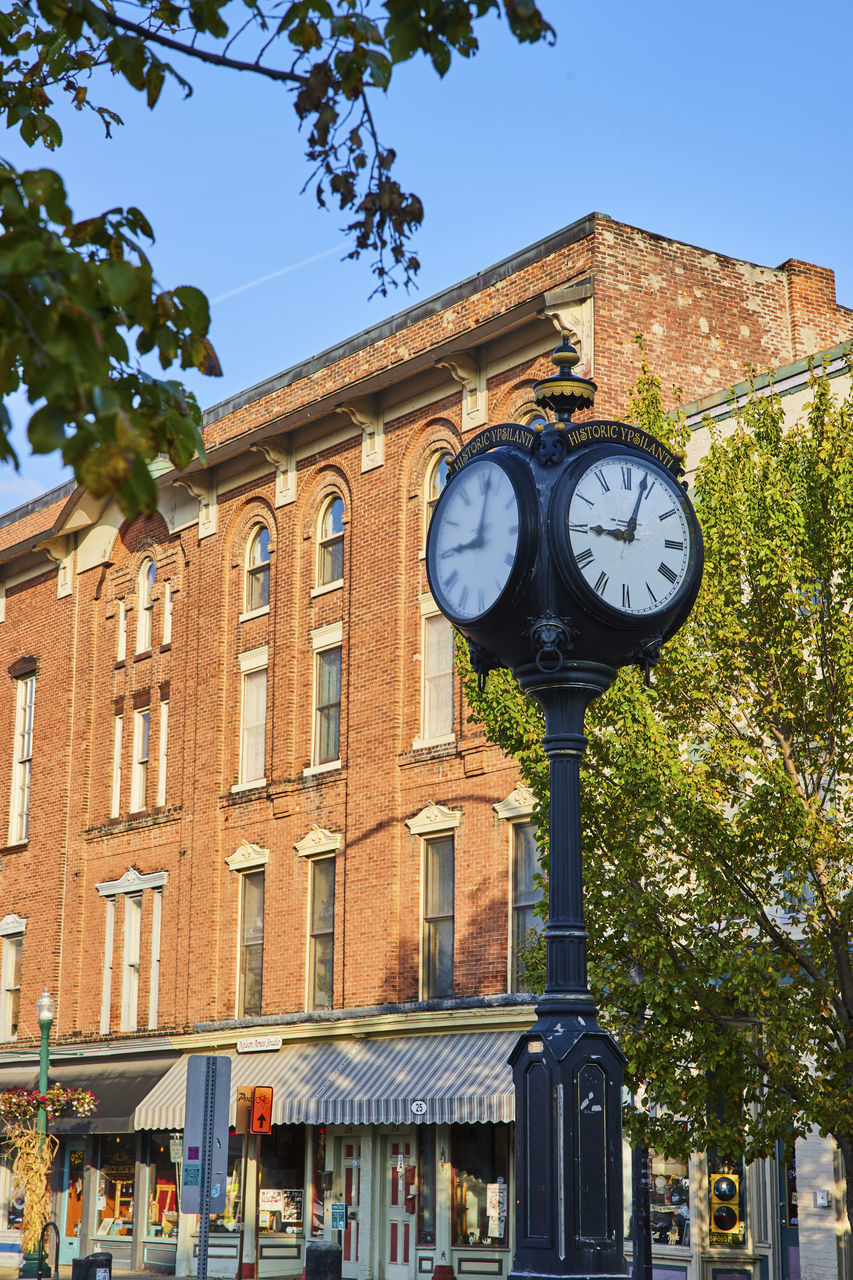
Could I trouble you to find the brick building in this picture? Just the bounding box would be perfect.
[0,213,851,1280]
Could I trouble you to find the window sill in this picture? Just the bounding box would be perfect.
[83,806,182,839]
[133,649,152,663]
[159,642,172,653]
[412,733,456,751]
[231,779,267,793]
[303,760,341,778]
[1,840,28,853]
[310,580,343,599]
[114,659,126,670]
[239,605,270,624]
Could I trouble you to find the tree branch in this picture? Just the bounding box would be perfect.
[91,5,309,85]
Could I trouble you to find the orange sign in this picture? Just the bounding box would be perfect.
[250,1085,273,1134]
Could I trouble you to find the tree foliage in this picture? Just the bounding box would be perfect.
[1,1,554,515]
[461,352,853,1228]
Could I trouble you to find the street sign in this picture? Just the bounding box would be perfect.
[182,1054,231,1280]
[250,1084,273,1134]
[234,1086,252,1134]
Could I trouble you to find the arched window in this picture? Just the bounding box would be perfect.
[317,496,344,587]
[425,451,452,532]
[136,558,155,653]
[245,525,271,613]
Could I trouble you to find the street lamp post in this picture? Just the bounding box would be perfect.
[35,991,55,1148]
[425,341,704,1279]
[19,992,56,1279]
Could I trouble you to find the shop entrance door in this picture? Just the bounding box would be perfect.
[334,1137,361,1278]
[58,1141,85,1263]
[382,1133,416,1280]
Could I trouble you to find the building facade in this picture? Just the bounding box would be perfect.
[0,213,851,1280]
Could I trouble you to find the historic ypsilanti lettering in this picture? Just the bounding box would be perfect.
[450,421,681,476]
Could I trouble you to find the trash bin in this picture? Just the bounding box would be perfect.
[71,1251,112,1280]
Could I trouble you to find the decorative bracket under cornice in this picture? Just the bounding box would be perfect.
[539,286,594,377]
[336,399,384,473]
[252,440,296,507]
[436,348,487,430]
[40,535,74,599]
[174,473,217,538]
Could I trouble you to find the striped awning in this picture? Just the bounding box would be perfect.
[134,1029,518,1130]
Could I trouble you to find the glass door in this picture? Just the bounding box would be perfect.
[58,1141,85,1263]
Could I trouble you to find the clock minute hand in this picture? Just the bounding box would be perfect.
[624,472,649,542]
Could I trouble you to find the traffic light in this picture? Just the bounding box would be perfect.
[250,1085,273,1134]
[710,1172,742,1238]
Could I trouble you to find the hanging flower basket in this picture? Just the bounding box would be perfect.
[0,1086,97,1253]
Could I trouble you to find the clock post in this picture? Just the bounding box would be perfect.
[425,340,704,1280]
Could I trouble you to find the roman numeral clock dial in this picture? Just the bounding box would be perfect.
[555,453,695,620]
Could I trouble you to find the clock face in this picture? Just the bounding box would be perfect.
[559,453,695,618]
[427,456,522,622]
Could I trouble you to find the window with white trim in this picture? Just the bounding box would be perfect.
[309,857,335,1010]
[121,893,141,1031]
[406,802,461,1001]
[238,868,265,1017]
[9,672,34,844]
[510,821,543,992]
[110,714,123,818]
[226,842,270,1018]
[245,525,271,614]
[0,916,25,1041]
[425,450,452,536]
[417,595,454,746]
[130,708,150,811]
[308,624,342,771]
[317,496,344,587]
[136,558,155,653]
[156,701,168,808]
[238,646,268,786]
[494,786,543,992]
[98,869,167,1034]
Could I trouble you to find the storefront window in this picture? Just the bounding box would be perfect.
[258,1127,306,1235]
[210,1135,245,1232]
[145,1131,181,1239]
[708,1153,745,1248]
[647,1150,690,1247]
[311,1127,327,1237]
[417,1129,435,1246]
[96,1135,137,1236]
[450,1126,509,1248]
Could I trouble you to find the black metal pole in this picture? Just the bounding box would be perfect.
[631,1144,653,1280]
[509,661,627,1280]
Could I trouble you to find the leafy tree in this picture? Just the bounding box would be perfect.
[460,352,853,1234]
[1,1,554,515]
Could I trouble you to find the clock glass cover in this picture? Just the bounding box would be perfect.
[428,456,521,622]
[561,453,694,617]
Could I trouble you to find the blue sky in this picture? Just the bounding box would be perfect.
[4,0,853,509]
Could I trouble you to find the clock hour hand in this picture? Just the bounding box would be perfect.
[589,523,628,542]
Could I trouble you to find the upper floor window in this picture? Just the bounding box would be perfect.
[317,497,344,587]
[425,451,452,533]
[420,607,454,743]
[245,526,271,614]
[238,868,265,1017]
[130,708,150,812]
[0,916,24,1041]
[238,647,268,787]
[97,869,167,1034]
[116,602,127,662]
[308,857,335,1010]
[422,835,454,999]
[511,821,543,992]
[9,672,35,844]
[136,559,155,653]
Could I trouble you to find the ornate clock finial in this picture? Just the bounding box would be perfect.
[533,336,597,423]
